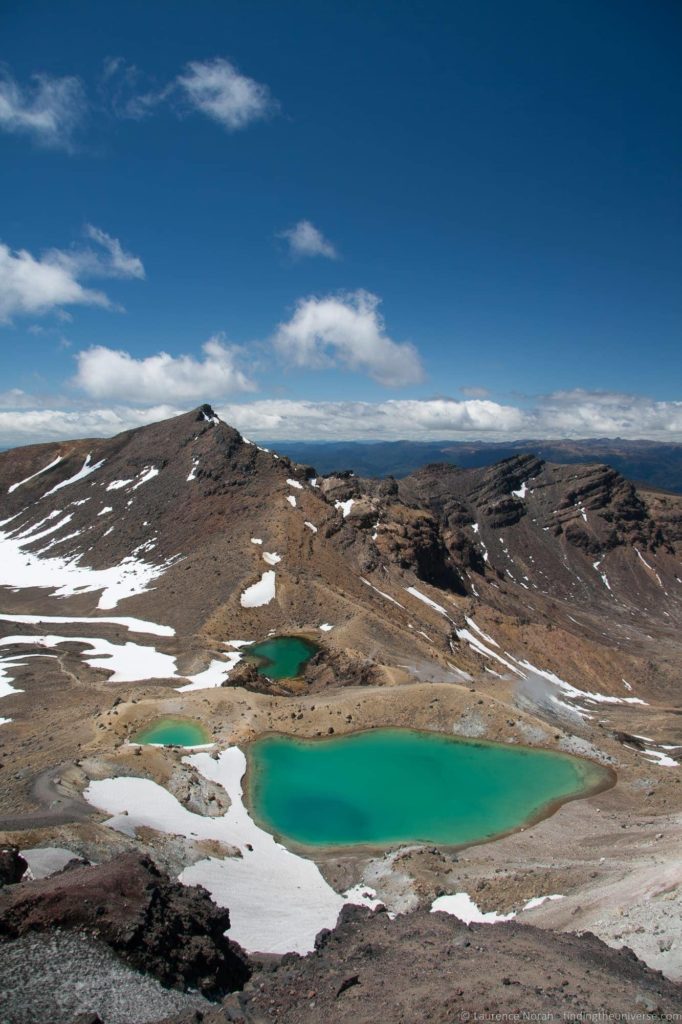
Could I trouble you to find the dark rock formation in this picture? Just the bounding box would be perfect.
[0,846,28,887]
[0,853,250,998]
[225,905,682,1023]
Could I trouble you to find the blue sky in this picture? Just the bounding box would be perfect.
[1,0,680,444]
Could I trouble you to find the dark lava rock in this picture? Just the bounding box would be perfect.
[0,853,250,998]
[0,846,28,887]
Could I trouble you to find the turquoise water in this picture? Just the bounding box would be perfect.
[247,636,319,679]
[247,728,612,848]
[133,718,210,746]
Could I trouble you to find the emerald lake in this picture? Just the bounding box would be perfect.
[133,718,210,746]
[247,728,613,848]
[246,636,319,679]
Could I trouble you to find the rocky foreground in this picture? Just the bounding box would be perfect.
[1,851,681,1024]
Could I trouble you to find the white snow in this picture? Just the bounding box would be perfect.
[286,478,303,490]
[187,458,199,482]
[518,659,648,710]
[635,547,664,588]
[456,628,522,675]
[176,653,243,692]
[334,499,354,518]
[592,559,612,592]
[262,552,282,566]
[43,455,105,497]
[319,623,333,632]
[240,571,276,608]
[0,514,173,610]
[250,538,263,545]
[304,521,318,533]
[309,478,318,488]
[21,847,81,879]
[361,578,405,609]
[642,748,679,769]
[286,495,297,508]
[405,586,452,619]
[431,892,515,924]
[98,506,113,516]
[106,479,133,491]
[511,481,528,499]
[0,633,178,684]
[0,654,31,699]
[432,891,564,924]
[0,718,11,726]
[464,616,499,647]
[0,613,174,637]
[8,455,63,494]
[132,466,159,490]
[522,894,565,911]
[85,747,381,955]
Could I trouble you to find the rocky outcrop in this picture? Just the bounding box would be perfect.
[0,853,250,998]
[225,905,682,1023]
[0,847,27,887]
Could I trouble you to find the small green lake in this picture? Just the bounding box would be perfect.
[133,718,210,746]
[247,728,613,848]
[246,635,319,679]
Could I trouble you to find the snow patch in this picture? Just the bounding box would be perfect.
[240,571,276,608]
[132,466,159,490]
[85,747,381,955]
[405,586,452,619]
[334,499,354,518]
[361,578,405,609]
[0,613,174,637]
[304,521,318,533]
[262,552,281,566]
[286,478,303,490]
[286,495,297,508]
[8,455,63,494]
[44,455,105,497]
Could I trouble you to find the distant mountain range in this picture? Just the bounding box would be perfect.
[268,438,682,494]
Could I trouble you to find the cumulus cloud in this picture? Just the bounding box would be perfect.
[274,291,424,387]
[221,395,682,441]
[0,404,184,447]
[0,244,110,322]
[0,391,681,447]
[220,397,527,440]
[176,58,275,130]
[73,337,256,403]
[279,220,338,260]
[0,68,86,149]
[0,228,144,323]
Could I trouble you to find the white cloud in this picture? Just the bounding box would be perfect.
[220,397,526,440]
[274,291,424,387]
[280,220,337,260]
[0,68,86,149]
[177,58,275,130]
[0,228,144,323]
[0,244,110,322]
[0,405,184,447]
[99,57,169,121]
[83,225,145,278]
[45,225,145,281]
[0,391,681,448]
[74,337,256,403]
